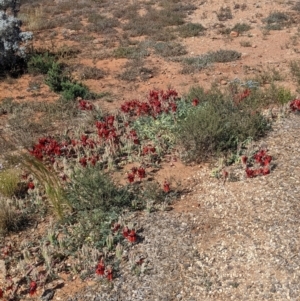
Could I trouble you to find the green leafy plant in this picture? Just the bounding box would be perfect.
[45,62,68,93]
[27,52,56,75]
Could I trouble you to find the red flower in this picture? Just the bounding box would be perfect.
[79,157,87,167]
[28,181,35,190]
[245,167,255,178]
[78,100,93,111]
[105,115,115,126]
[127,173,135,183]
[192,98,199,106]
[131,167,138,175]
[290,99,300,111]
[163,180,170,193]
[241,155,248,165]
[262,167,270,175]
[128,230,137,243]
[263,155,272,166]
[96,259,105,276]
[29,281,37,296]
[106,266,113,281]
[112,223,120,232]
[122,227,129,238]
[137,167,146,180]
[222,169,228,179]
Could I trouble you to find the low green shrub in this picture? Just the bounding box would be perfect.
[27,52,56,75]
[176,87,270,162]
[178,23,206,38]
[66,166,134,213]
[45,62,68,93]
[61,80,95,101]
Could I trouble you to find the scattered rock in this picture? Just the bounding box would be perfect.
[220,80,227,85]
[230,31,239,37]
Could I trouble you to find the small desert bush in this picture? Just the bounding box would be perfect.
[240,40,252,47]
[45,62,97,100]
[66,166,134,213]
[153,42,187,57]
[87,13,119,33]
[61,80,95,101]
[45,62,68,92]
[0,169,19,198]
[0,197,27,236]
[79,66,106,80]
[263,12,290,30]
[177,23,206,38]
[209,49,241,63]
[231,23,251,33]
[217,7,232,21]
[292,1,300,11]
[182,50,241,73]
[176,87,270,162]
[113,45,149,59]
[27,52,56,75]
[123,7,184,37]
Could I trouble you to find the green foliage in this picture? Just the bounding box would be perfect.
[66,166,134,213]
[176,87,270,162]
[61,80,95,101]
[133,98,195,152]
[27,52,56,75]
[45,62,97,100]
[241,84,293,110]
[45,62,68,93]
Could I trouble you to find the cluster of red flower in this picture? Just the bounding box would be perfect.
[142,145,156,155]
[29,137,63,161]
[120,89,179,117]
[243,149,272,178]
[127,166,146,183]
[122,226,137,243]
[95,259,113,281]
[95,116,118,143]
[290,99,300,111]
[78,100,93,111]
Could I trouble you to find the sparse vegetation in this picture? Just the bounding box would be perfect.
[177,23,206,38]
[263,11,291,30]
[0,0,299,300]
[217,7,233,21]
[231,23,251,33]
[182,50,241,73]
